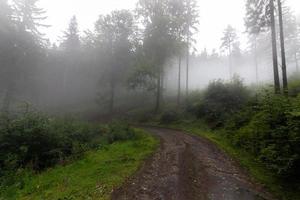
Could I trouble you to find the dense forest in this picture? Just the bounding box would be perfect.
[1,0,300,199]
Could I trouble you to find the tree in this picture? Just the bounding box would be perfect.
[13,0,48,45]
[0,0,16,113]
[136,0,178,112]
[221,25,238,78]
[245,0,270,85]
[14,0,48,105]
[61,16,80,51]
[95,10,134,114]
[60,16,81,102]
[277,0,288,94]
[283,8,300,73]
[134,0,199,111]
[168,0,186,106]
[0,0,48,112]
[247,34,260,84]
[245,0,281,94]
[182,0,199,100]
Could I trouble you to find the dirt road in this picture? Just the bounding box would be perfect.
[112,127,274,200]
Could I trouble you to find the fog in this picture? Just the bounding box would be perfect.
[0,0,300,116]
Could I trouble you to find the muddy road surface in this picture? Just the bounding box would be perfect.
[112,127,274,200]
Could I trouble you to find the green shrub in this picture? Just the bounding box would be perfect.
[224,100,258,132]
[288,73,300,97]
[228,94,300,179]
[106,123,138,144]
[0,113,70,171]
[160,111,180,124]
[196,77,251,127]
[0,113,137,173]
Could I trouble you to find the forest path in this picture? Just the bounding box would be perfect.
[111,127,275,200]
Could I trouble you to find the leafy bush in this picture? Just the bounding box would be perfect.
[0,113,99,171]
[224,100,258,131]
[227,94,300,178]
[196,77,250,127]
[0,113,137,172]
[187,76,300,179]
[106,123,138,144]
[288,73,300,97]
[160,110,180,124]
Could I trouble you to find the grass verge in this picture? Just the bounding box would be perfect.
[0,129,158,200]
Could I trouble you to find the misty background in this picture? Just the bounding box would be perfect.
[40,0,300,89]
[1,0,300,117]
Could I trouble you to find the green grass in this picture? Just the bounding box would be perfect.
[160,122,300,200]
[0,129,159,200]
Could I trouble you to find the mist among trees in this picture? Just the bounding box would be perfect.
[1,0,300,199]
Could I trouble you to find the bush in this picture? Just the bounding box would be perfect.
[0,113,137,172]
[0,113,98,171]
[182,75,300,180]
[196,77,250,127]
[224,100,258,131]
[228,94,300,179]
[106,123,138,144]
[288,73,300,97]
[160,111,180,124]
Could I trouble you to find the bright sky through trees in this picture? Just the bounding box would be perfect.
[40,0,300,53]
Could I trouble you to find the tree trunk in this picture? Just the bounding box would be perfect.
[295,53,299,72]
[254,35,259,84]
[2,82,13,114]
[186,0,191,102]
[228,42,232,79]
[177,56,182,106]
[186,42,190,101]
[277,0,288,95]
[62,62,69,105]
[155,71,161,113]
[270,0,281,94]
[161,69,164,107]
[109,80,115,115]
[2,57,17,114]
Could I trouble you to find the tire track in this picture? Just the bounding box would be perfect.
[112,127,275,200]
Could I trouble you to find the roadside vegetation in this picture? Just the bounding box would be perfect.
[137,75,300,200]
[0,113,158,200]
[1,0,300,199]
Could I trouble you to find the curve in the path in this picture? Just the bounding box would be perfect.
[112,127,275,200]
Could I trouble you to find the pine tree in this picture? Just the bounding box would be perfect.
[182,0,199,101]
[277,0,288,94]
[60,16,81,104]
[168,0,199,106]
[137,0,177,112]
[283,8,300,73]
[245,0,281,93]
[13,0,48,45]
[0,0,16,113]
[221,25,238,78]
[95,10,134,114]
[61,16,80,52]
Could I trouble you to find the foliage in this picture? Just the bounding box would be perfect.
[160,110,181,124]
[288,73,300,97]
[158,76,300,180]
[0,113,137,173]
[220,25,238,54]
[166,123,300,200]
[61,16,81,51]
[227,94,300,178]
[106,123,138,144]
[94,9,135,113]
[245,0,270,35]
[0,129,158,200]
[195,77,250,127]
